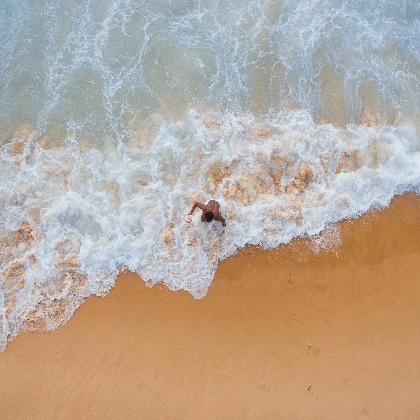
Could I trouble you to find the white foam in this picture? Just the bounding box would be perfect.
[0,109,419,350]
[0,0,419,350]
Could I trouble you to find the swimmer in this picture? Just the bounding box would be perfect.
[186,200,226,227]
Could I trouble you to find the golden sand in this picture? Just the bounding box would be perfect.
[0,194,419,419]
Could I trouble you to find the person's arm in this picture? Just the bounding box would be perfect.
[215,214,226,227]
[188,202,206,215]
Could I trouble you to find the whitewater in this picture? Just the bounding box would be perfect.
[0,0,419,350]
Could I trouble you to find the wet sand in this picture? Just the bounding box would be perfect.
[0,194,419,419]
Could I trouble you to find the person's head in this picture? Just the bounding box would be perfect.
[204,211,214,222]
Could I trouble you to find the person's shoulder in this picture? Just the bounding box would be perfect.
[209,200,221,208]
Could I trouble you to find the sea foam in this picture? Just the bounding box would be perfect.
[0,0,419,349]
[0,109,419,350]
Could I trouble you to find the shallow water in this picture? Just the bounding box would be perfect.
[0,0,419,349]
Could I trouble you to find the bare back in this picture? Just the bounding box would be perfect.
[188,200,226,226]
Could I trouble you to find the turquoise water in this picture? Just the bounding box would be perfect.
[0,0,419,350]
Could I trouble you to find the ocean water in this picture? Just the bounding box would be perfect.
[0,0,419,350]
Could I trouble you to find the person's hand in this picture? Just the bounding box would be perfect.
[184,214,193,223]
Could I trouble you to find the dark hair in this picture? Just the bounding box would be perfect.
[204,211,214,222]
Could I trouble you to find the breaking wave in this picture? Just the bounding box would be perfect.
[0,0,419,349]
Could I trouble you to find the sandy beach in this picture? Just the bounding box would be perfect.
[0,193,419,419]
[1,2,419,419]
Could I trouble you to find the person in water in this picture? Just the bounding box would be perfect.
[186,200,226,227]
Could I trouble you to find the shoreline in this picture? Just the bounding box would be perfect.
[1,193,419,419]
